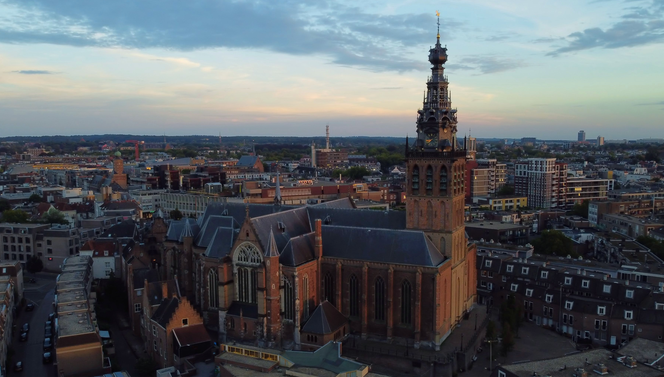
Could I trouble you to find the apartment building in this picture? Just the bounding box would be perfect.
[465,159,507,202]
[566,177,614,207]
[36,227,82,271]
[477,253,664,347]
[0,223,48,263]
[160,192,226,218]
[598,214,663,238]
[514,158,567,209]
[0,277,15,371]
[589,198,664,227]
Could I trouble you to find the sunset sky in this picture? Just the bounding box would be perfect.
[0,0,662,139]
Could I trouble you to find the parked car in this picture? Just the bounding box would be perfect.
[25,303,35,311]
[43,337,52,351]
[19,332,28,342]
[21,323,29,332]
[44,326,53,336]
[48,312,55,321]
[43,352,52,364]
[14,361,23,372]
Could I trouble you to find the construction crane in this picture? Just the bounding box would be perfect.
[125,140,144,161]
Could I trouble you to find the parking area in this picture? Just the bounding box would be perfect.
[464,322,577,377]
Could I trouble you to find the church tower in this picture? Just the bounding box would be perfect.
[406,14,466,266]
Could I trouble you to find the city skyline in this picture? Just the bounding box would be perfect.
[0,0,663,139]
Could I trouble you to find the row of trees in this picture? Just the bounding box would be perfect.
[531,230,578,258]
[1,208,69,225]
[331,166,373,180]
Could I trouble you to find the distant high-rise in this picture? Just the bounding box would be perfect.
[597,136,605,146]
[578,130,586,142]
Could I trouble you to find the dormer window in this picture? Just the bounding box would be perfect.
[582,280,589,288]
[603,284,611,293]
[626,290,634,299]
[545,294,553,303]
[597,306,606,316]
[526,289,533,297]
[506,265,513,273]
[564,277,572,285]
[624,310,633,320]
[541,271,548,279]
[565,301,573,310]
[521,267,529,275]
[511,283,518,292]
[485,260,492,268]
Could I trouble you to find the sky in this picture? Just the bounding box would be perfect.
[0,0,663,140]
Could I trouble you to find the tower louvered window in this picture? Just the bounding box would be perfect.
[439,166,448,195]
[412,166,419,192]
[324,272,335,305]
[284,277,295,321]
[426,166,433,195]
[401,280,412,325]
[349,274,359,317]
[375,277,386,321]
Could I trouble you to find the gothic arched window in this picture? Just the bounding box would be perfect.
[439,166,448,195]
[349,274,359,317]
[411,165,419,193]
[426,165,433,195]
[284,277,295,321]
[303,275,310,320]
[208,269,219,308]
[235,243,262,265]
[375,277,386,321]
[324,271,335,305]
[401,280,412,325]
[237,267,257,304]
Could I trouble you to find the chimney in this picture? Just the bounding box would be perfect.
[144,278,148,290]
[162,281,168,299]
[315,219,322,259]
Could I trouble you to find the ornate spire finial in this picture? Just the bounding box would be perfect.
[436,10,440,42]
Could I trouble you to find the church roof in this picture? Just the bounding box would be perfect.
[301,301,347,335]
[236,155,259,167]
[151,297,180,327]
[306,207,405,230]
[166,218,199,242]
[251,207,311,254]
[199,202,289,229]
[279,233,315,266]
[203,227,237,259]
[321,225,445,267]
[266,229,280,258]
[195,215,237,248]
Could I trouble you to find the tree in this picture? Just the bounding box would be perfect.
[26,256,44,275]
[645,147,662,163]
[1,209,30,223]
[486,320,497,340]
[570,200,589,218]
[531,230,577,258]
[496,184,515,196]
[170,208,183,220]
[0,199,10,213]
[28,193,42,203]
[345,166,371,180]
[636,236,664,260]
[500,323,515,356]
[42,207,69,225]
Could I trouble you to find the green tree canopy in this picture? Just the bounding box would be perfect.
[1,209,30,223]
[531,230,577,258]
[570,200,590,218]
[26,256,44,274]
[28,193,42,203]
[170,208,183,220]
[0,199,9,213]
[636,236,664,260]
[496,184,515,196]
[42,207,69,225]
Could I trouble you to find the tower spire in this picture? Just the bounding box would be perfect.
[436,10,441,44]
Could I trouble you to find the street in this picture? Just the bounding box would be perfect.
[9,273,57,377]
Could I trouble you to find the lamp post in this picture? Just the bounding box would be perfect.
[487,339,496,371]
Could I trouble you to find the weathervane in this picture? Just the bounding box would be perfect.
[436,10,440,40]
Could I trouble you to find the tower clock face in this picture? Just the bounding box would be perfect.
[425,132,438,147]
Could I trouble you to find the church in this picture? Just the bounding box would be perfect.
[155,24,476,351]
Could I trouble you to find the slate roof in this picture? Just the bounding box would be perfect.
[321,225,445,267]
[132,268,159,290]
[301,301,347,335]
[104,220,137,239]
[204,227,237,259]
[151,297,180,328]
[279,233,315,267]
[199,202,287,229]
[306,207,405,230]
[236,156,259,168]
[251,207,311,253]
[195,215,237,248]
[166,218,199,242]
[146,280,179,306]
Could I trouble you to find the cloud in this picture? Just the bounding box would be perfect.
[12,70,56,74]
[549,0,664,55]
[127,52,200,68]
[636,101,664,105]
[0,0,455,72]
[447,56,526,74]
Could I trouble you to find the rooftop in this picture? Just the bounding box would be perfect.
[58,270,87,283]
[57,310,96,337]
[56,288,87,305]
[466,221,530,231]
[63,255,92,266]
[500,348,662,377]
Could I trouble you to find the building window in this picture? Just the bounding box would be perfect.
[104,250,109,256]
[545,294,553,303]
[525,289,533,297]
[564,277,572,285]
[439,166,447,195]
[521,267,529,275]
[182,318,188,327]
[485,260,492,268]
[412,165,420,192]
[2,245,6,252]
[582,280,589,288]
[541,271,548,279]
[487,283,493,290]
[26,246,30,252]
[152,325,156,336]
[349,274,359,317]
[569,315,574,325]
[625,310,633,320]
[563,314,567,324]
[237,267,257,304]
[506,265,513,273]
[401,280,412,325]
[502,276,506,282]
[375,277,386,321]
[284,277,295,321]
[208,269,219,308]
[105,262,111,267]
[565,301,573,310]
[628,324,634,335]
[19,254,24,261]
[11,254,16,261]
[621,324,627,335]
[153,340,157,351]
[626,290,634,299]
[47,239,52,246]
[135,303,141,313]
[598,306,606,316]
[3,253,7,260]
[498,371,506,377]
[324,271,335,304]
[47,248,52,254]
[510,283,518,292]
[603,284,611,293]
